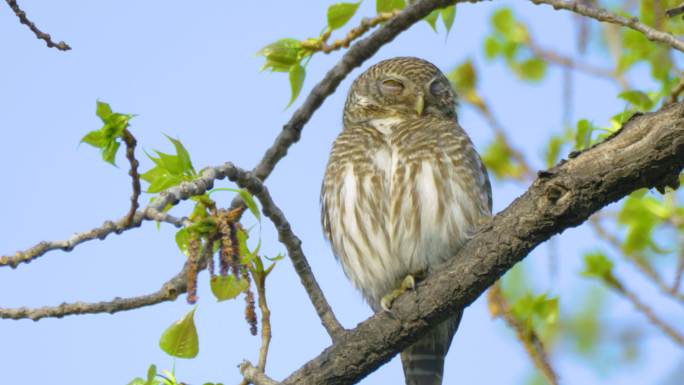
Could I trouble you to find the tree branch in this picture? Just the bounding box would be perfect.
[240,361,281,385]
[224,166,346,341]
[609,275,684,346]
[0,261,190,320]
[530,0,684,53]
[487,282,558,385]
[278,102,684,385]
[527,40,630,89]
[590,215,684,305]
[5,0,71,51]
[0,209,190,268]
[121,129,141,227]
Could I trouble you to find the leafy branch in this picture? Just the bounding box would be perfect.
[581,252,684,346]
[488,282,558,385]
[530,0,684,52]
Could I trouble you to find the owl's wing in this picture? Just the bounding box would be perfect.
[443,120,493,217]
[320,124,394,304]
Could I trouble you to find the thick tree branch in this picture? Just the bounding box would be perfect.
[5,0,71,51]
[530,0,684,53]
[279,103,684,385]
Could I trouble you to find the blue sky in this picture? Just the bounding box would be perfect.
[1,1,682,385]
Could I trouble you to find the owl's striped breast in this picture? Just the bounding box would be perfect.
[321,118,490,309]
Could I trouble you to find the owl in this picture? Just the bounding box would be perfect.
[320,57,492,385]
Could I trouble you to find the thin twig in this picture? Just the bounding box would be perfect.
[528,40,630,89]
[5,0,71,51]
[530,0,684,52]
[466,94,535,180]
[238,268,273,385]
[609,276,684,346]
[0,262,190,320]
[487,282,559,385]
[301,11,401,53]
[590,216,684,304]
[669,73,684,104]
[240,361,281,385]
[121,129,141,226]
[0,208,189,268]
[672,239,684,293]
[224,164,346,341]
[255,272,272,371]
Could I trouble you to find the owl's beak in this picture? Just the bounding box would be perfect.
[414,93,425,116]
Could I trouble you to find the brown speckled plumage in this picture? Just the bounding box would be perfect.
[321,57,492,385]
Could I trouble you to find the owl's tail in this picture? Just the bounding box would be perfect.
[400,312,462,385]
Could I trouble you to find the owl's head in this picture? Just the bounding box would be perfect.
[343,57,457,125]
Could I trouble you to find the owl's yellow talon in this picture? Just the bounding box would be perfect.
[380,274,417,312]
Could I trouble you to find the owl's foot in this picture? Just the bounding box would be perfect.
[380,274,417,312]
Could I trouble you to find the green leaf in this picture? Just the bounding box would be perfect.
[483,36,501,60]
[327,2,361,31]
[210,275,250,301]
[145,174,185,194]
[376,0,405,13]
[618,192,666,254]
[482,135,523,180]
[102,139,121,165]
[257,38,302,72]
[158,370,178,385]
[236,227,251,261]
[288,64,306,107]
[545,135,565,168]
[618,90,654,110]
[141,136,196,193]
[238,190,261,221]
[265,253,285,262]
[96,101,113,120]
[424,9,440,31]
[81,101,134,166]
[515,58,546,81]
[492,8,515,35]
[175,228,190,257]
[208,187,261,221]
[146,365,158,385]
[441,5,456,35]
[574,119,596,151]
[581,251,614,281]
[81,130,108,148]
[159,307,199,359]
[448,59,477,92]
[512,293,559,332]
[164,134,194,175]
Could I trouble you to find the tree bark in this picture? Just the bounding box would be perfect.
[283,102,684,385]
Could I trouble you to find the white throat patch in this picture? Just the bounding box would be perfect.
[368,117,403,135]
